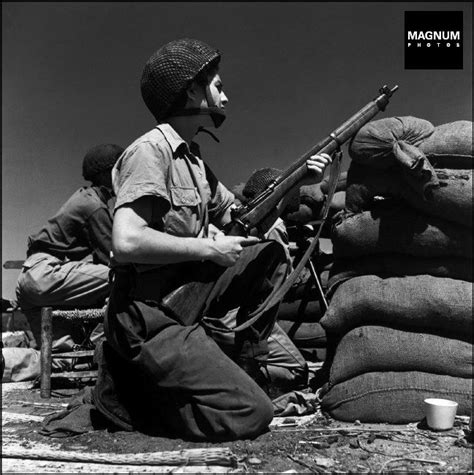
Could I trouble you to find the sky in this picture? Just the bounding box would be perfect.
[2,2,472,299]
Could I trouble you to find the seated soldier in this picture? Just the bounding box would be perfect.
[92,38,331,442]
[15,144,124,352]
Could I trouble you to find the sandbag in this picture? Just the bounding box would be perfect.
[348,116,439,197]
[320,371,472,423]
[350,117,473,169]
[2,347,40,382]
[328,326,473,386]
[332,204,472,259]
[345,163,473,227]
[327,254,472,297]
[420,121,473,169]
[349,116,435,168]
[2,331,30,348]
[320,275,473,341]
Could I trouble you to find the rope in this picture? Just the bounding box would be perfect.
[2,445,238,467]
[51,308,105,320]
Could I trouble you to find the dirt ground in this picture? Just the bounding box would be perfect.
[2,380,472,474]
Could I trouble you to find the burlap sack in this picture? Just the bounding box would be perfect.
[349,117,473,169]
[348,116,435,168]
[320,275,473,341]
[332,204,472,259]
[328,326,473,386]
[320,371,472,423]
[327,255,472,297]
[420,121,473,168]
[348,117,474,196]
[345,164,472,227]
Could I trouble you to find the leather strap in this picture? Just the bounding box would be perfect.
[202,149,343,333]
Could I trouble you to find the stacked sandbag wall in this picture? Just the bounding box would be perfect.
[318,117,473,423]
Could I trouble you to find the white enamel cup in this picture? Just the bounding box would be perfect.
[424,398,458,431]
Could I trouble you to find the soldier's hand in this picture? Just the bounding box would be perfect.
[306,153,332,183]
[209,235,260,267]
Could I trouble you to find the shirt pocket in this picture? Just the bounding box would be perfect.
[169,186,202,208]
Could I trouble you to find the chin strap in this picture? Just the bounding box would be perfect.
[197,127,220,143]
[168,81,227,129]
[168,106,226,128]
[169,107,212,117]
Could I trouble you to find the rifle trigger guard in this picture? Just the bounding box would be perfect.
[236,218,249,232]
[230,218,250,236]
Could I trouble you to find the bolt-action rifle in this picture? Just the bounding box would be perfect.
[162,85,399,327]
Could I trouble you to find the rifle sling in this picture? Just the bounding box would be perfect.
[202,150,343,334]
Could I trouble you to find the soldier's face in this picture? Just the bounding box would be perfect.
[204,73,228,110]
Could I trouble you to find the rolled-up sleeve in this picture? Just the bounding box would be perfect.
[112,141,171,212]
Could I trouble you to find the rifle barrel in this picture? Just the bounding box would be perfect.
[235,85,398,232]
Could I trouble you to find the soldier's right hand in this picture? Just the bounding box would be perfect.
[208,235,260,267]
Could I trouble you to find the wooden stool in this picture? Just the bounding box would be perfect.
[40,306,105,398]
[3,260,106,397]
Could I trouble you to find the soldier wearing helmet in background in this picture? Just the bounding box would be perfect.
[15,144,124,353]
[93,38,331,441]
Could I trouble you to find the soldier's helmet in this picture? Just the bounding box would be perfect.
[141,38,221,122]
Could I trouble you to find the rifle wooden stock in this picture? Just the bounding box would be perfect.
[162,280,216,326]
[161,85,399,326]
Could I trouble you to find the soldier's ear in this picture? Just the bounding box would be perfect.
[186,80,203,104]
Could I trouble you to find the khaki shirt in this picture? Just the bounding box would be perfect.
[112,123,234,240]
[27,186,114,266]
